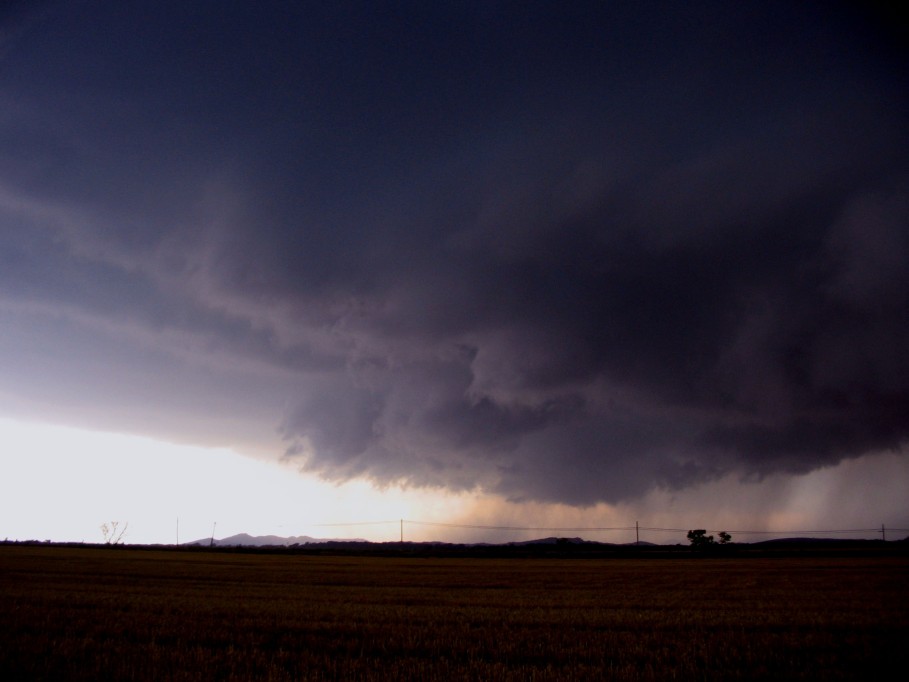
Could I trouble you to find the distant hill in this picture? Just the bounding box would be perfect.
[181,533,895,549]
[185,534,662,548]
[184,533,363,547]
[749,537,886,546]
[507,537,658,547]
[508,536,612,546]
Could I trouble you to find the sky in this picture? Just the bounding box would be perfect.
[1,1,907,545]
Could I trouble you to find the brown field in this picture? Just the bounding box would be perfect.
[2,546,907,680]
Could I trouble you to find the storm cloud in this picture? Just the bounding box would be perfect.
[1,1,907,505]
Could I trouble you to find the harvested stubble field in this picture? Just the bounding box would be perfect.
[1,545,907,680]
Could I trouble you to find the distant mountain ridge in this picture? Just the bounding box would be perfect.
[186,533,659,547]
[184,532,902,548]
[184,533,362,547]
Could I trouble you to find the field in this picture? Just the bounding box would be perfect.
[2,546,907,680]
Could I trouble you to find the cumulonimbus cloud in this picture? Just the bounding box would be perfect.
[1,1,906,505]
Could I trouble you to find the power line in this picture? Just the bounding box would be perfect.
[408,520,637,532]
[307,519,908,536]
[311,520,401,527]
[634,526,903,535]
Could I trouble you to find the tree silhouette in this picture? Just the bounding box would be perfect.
[687,529,714,548]
[100,521,128,544]
[687,529,732,549]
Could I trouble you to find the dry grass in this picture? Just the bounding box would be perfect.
[2,546,907,680]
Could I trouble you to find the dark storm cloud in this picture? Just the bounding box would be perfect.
[1,2,907,503]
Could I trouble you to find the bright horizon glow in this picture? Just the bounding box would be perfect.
[2,417,906,545]
[0,417,472,545]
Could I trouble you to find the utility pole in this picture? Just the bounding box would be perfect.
[210,521,217,547]
[400,519,404,543]
[636,521,639,545]
[881,524,886,542]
